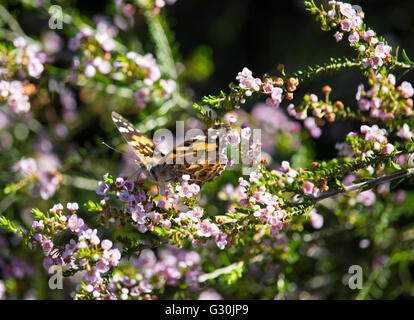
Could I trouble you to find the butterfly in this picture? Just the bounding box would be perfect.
[111,112,230,186]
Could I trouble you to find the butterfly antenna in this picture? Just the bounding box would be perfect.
[102,141,124,154]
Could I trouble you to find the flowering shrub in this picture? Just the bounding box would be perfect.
[1,0,414,300]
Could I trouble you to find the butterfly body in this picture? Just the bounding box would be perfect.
[111,112,229,186]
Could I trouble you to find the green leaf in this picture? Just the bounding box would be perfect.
[402,49,414,64]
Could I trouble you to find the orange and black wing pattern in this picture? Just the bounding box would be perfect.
[155,123,230,185]
[111,112,157,170]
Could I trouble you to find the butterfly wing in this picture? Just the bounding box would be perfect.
[153,123,230,185]
[111,112,158,171]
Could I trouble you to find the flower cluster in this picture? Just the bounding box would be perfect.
[235,173,288,237]
[122,52,176,108]
[236,67,298,108]
[356,75,414,120]
[286,87,338,124]
[0,37,46,114]
[78,246,201,300]
[94,173,230,250]
[28,203,122,299]
[69,19,176,109]
[335,124,395,158]
[219,164,328,233]
[223,121,262,170]
[10,155,62,199]
[310,1,393,70]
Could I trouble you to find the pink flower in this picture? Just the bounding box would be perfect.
[239,76,260,91]
[32,220,44,231]
[334,31,343,42]
[357,190,376,206]
[236,67,253,80]
[50,203,64,213]
[176,182,196,198]
[115,177,125,188]
[241,127,251,140]
[13,36,27,48]
[249,171,262,183]
[118,190,132,202]
[135,88,149,108]
[370,56,383,69]
[68,214,84,232]
[190,183,201,195]
[84,64,96,77]
[295,111,307,120]
[394,190,406,205]
[124,180,134,191]
[328,9,336,17]
[155,0,165,8]
[224,112,237,123]
[101,239,113,250]
[270,87,283,105]
[43,257,54,272]
[93,57,111,74]
[339,3,356,18]
[109,248,121,266]
[381,143,394,154]
[131,208,146,224]
[27,58,44,78]
[360,125,371,134]
[13,157,37,176]
[137,224,148,233]
[262,83,274,94]
[352,16,363,28]
[358,98,371,111]
[312,187,321,197]
[160,79,176,97]
[363,29,375,40]
[42,239,54,255]
[342,175,356,186]
[287,104,296,117]
[196,219,213,237]
[374,42,391,59]
[227,131,241,146]
[302,181,315,195]
[189,206,203,221]
[161,220,172,228]
[371,97,381,109]
[397,124,412,140]
[280,161,290,173]
[309,209,324,229]
[67,202,79,211]
[399,81,414,98]
[339,19,353,32]
[215,232,228,250]
[362,58,370,67]
[348,32,359,44]
[96,182,110,195]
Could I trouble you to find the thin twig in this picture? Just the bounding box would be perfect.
[310,167,414,204]
[0,4,27,39]
[198,261,244,283]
